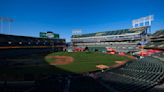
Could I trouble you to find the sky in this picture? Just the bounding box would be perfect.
[0,0,164,42]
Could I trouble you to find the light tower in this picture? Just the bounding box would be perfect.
[72,29,82,47]
[0,17,13,34]
[132,15,154,34]
[132,15,154,57]
[72,29,82,35]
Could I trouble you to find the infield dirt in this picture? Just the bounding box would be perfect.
[46,56,74,65]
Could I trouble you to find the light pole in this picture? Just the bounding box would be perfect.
[0,17,3,33]
[7,17,13,34]
[0,17,13,34]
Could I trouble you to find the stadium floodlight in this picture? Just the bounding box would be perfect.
[72,29,82,35]
[132,15,154,28]
[0,17,13,34]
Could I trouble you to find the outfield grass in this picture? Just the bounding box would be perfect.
[45,52,132,73]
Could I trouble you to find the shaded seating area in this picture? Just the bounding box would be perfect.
[97,54,164,92]
[0,34,66,46]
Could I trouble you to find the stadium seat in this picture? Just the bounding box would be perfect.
[96,54,164,92]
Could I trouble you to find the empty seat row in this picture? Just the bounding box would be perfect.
[97,54,164,92]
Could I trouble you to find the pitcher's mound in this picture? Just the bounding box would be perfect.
[46,56,74,65]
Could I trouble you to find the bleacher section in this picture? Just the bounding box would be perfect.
[72,26,148,38]
[0,34,66,58]
[0,34,65,46]
[151,29,164,38]
[145,30,164,50]
[97,52,164,92]
[75,42,139,52]
[0,75,110,92]
[72,26,148,52]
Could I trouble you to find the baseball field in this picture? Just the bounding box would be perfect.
[0,51,132,80]
[45,52,132,73]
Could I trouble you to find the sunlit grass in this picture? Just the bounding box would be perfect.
[45,52,131,73]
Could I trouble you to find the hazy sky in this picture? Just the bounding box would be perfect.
[0,0,164,42]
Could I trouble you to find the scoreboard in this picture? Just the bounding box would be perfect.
[40,32,59,39]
